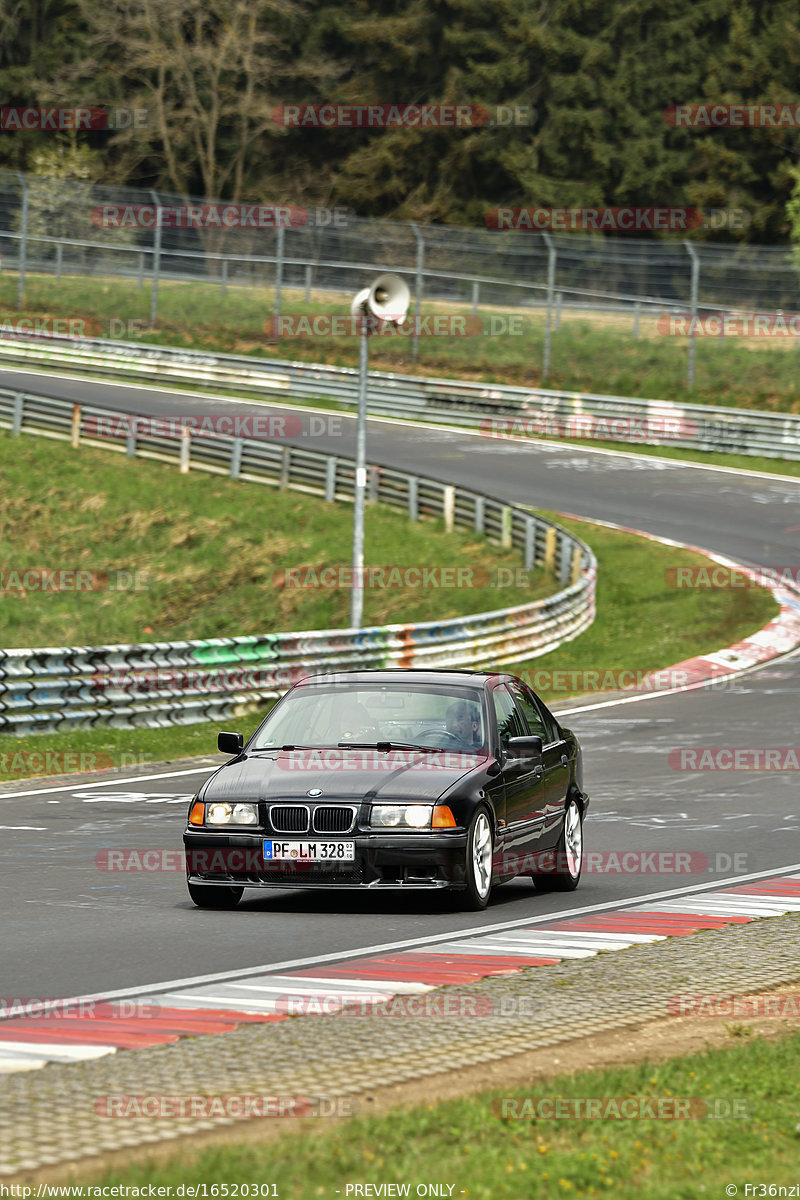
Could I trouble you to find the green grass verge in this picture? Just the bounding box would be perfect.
[0,428,548,648]
[505,510,777,706]
[5,271,800,415]
[78,1027,800,1197]
[0,437,778,778]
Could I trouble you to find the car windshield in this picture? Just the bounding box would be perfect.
[249,683,487,753]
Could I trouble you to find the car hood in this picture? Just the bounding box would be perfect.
[201,748,489,804]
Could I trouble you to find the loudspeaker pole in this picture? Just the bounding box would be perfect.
[348,275,410,630]
[351,320,369,629]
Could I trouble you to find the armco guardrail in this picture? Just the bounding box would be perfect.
[0,387,596,734]
[1,331,798,460]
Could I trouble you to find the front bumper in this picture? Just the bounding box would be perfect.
[183,830,469,890]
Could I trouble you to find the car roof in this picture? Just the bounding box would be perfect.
[292,668,515,688]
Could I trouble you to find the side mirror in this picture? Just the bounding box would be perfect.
[218,731,244,756]
[507,735,543,766]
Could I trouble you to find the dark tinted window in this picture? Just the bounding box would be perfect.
[492,686,526,751]
[507,681,547,739]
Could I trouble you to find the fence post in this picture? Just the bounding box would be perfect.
[71,404,81,448]
[501,506,512,549]
[137,252,144,290]
[685,242,699,390]
[443,485,455,532]
[305,264,312,303]
[555,291,562,331]
[56,242,63,281]
[325,457,337,501]
[541,232,557,383]
[411,223,424,363]
[15,172,28,308]
[220,259,228,298]
[275,226,285,322]
[180,425,191,473]
[633,301,640,339]
[471,281,479,315]
[408,475,419,521]
[524,517,536,571]
[149,190,162,326]
[12,393,24,436]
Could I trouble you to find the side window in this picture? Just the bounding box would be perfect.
[532,691,561,745]
[492,686,526,751]
[507,681,547,740]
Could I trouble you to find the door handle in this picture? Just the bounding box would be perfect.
[561,754,569,767]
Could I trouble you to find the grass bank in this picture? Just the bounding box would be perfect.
[70,1026,800,1198]
[0,431,777,778]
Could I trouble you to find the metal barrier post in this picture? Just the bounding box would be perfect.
[542,232,557,383]
[149,190,162,326]
[411,224,424,362]
[15,173,28,308]
[685,242,699,390]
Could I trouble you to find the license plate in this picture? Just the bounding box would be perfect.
[263,840,355,862]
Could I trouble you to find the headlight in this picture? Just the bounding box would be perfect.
[206,802,259,826]
[371,804,432,830]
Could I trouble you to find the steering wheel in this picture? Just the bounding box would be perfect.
[417,728,464,745]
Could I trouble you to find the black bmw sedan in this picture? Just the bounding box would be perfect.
[183,669,589,911]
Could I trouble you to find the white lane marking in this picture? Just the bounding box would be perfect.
[224,978,431,994]
[0,825,47,830]
[71,792,194,804]
[9,365,800,483]
[0,1041,116,1061]
[0,765,216,800]
[9,865,800,1020]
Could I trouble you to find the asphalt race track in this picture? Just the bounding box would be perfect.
[2,365,799,1005]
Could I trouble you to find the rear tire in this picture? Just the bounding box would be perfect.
[461,807,494,910]
[187,881,243,909]
[532,798,583,892]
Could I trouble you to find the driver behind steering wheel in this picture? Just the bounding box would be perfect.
[444,700,480,748]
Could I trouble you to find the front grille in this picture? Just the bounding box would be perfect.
[269,805,309,833]
[312,805,357,834]
[254,863,365,885]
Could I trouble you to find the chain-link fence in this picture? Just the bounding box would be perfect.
[2,170,800,387]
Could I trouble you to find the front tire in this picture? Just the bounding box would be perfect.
[187,881,243,909]
[462,807,494,910]
[532,797,583,892]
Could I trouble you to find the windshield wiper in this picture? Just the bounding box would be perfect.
[249,744,338,753]
[337,741,451,753]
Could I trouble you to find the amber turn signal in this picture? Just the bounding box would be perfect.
[189,800,205,826]
[432,805,456,829]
